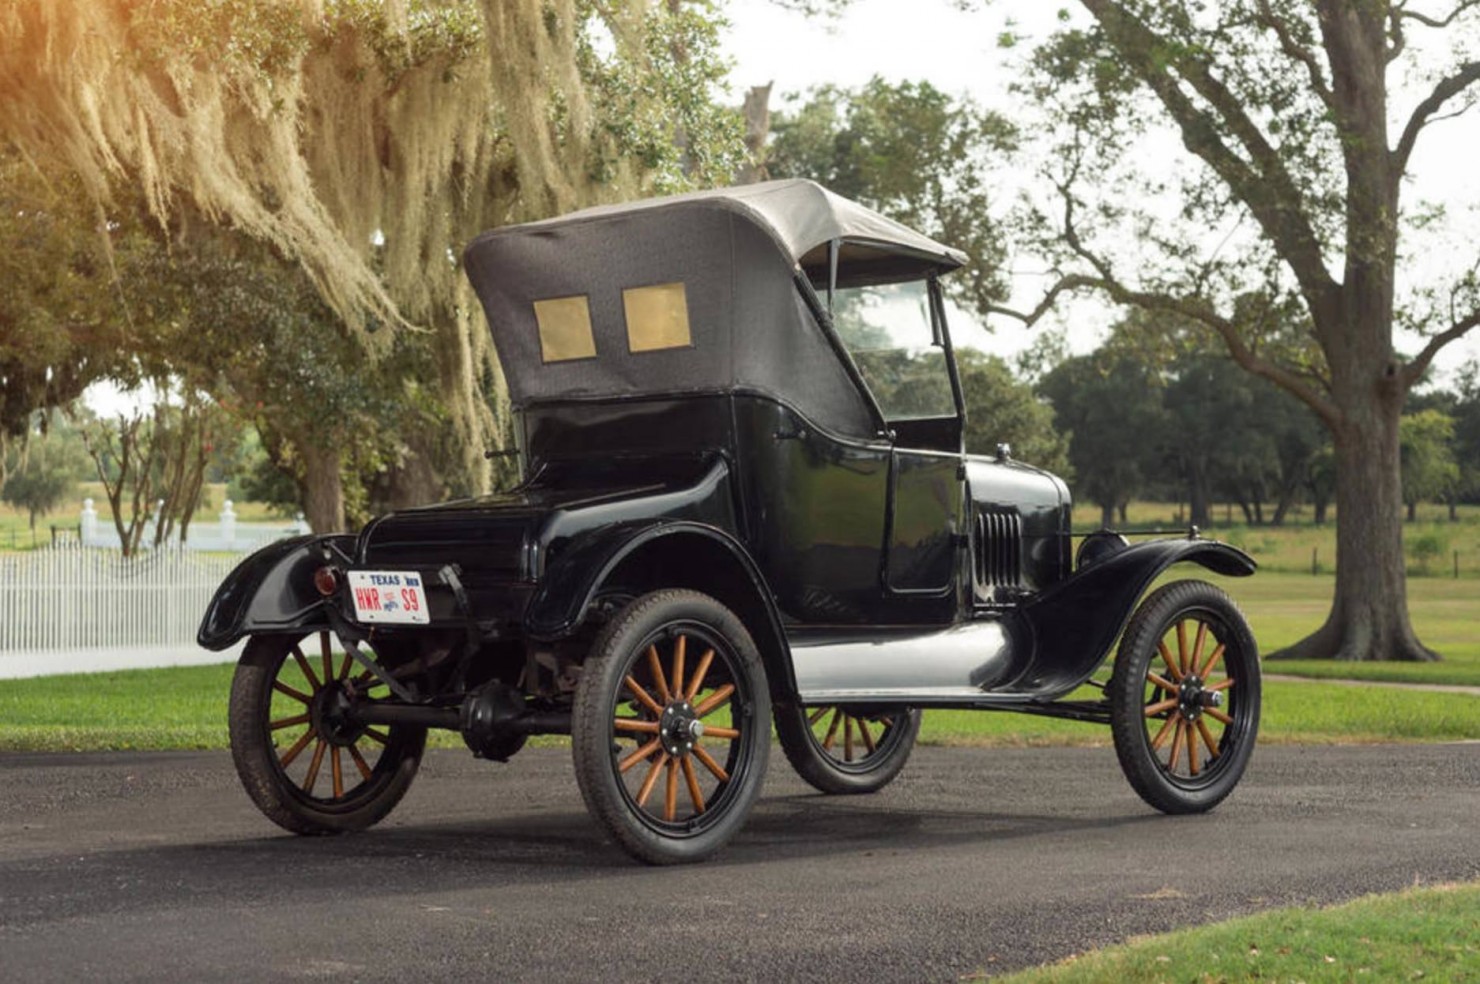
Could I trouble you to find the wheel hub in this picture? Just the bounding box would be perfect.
[658,700,702,757]
[1176,675,1225,722]
[311,683,365,747]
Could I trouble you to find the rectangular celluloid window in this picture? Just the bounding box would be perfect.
[533,295,597,362]
[622,282,692,353]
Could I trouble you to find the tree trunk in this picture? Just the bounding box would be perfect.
[1117,502,1128,524]
[1406,499,1416,522]
[1449,499,1458,522]
[1274,394,1438,661]
[299,441,346,533]
[1313,498,1329,525]
[1099,500,1114,528]
[1271,491,1293,527]
[374,450,444,513]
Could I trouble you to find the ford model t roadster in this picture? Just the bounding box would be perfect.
[199,180,1261,864]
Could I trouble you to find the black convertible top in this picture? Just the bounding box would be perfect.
[463,180,964,438]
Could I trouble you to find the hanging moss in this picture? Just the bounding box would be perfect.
[0,0,745,494]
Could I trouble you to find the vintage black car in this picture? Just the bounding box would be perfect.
[199,179,1261,864]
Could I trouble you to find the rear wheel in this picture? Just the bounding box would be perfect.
[1109,580,1260,814]
[229,631,426,835]
[572,590,770,865]
[776,704,920,794]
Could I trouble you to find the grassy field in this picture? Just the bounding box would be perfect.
[980,881,1480,983]
[1097,500,1480,579]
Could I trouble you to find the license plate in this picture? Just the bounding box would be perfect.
[347,571,430,624]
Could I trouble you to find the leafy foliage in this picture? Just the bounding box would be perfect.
[1039,352,1162,526]
[955,350,1070,476]
[0,0,749,517]
[767,77,1017,318]
[1400,410,1461,518]
[0,424,87,529]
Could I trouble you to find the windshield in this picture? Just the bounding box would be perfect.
[831,280,955,421]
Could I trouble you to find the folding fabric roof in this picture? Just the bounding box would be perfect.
[463,180,965,438]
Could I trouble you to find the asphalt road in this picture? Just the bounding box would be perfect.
[1,743,1477,983]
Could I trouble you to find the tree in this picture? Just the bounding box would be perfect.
[0,1,747,506]
[1453,362,1480,512]
[79,412,163,558]
[1040,353,1165,528]
[1,425,85,530]
[955,349,1071,476]
[1399,409,1460,522]
[0,151,137,495]
[767,77,1018,318]
[1159,353,1325,527]
[996,2,1480,660]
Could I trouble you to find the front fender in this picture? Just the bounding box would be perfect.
[197,534,357,650]
[1009,538,1255,697]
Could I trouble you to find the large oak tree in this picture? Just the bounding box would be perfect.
[0,0,744,527]
[997,1,1480,661]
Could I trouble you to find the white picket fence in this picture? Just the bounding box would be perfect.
[0,545,247,679]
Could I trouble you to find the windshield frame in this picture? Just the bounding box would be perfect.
[811,238,965,437]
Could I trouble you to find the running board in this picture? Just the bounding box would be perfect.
[789,618,1021,704]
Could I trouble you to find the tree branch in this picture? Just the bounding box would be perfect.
[1008,177,1343,428]
[1393,60,1480,175]
[1080,0,1336,304]
[1255,0,1335,108]
[1395,0,1480,30]
[985,274,1098,328]
[1403,309,1480,385]
[1079,272,1342,428]
[1386,3,1408,62]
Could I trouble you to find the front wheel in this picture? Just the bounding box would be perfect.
[229,631,426,835]
[776,704,921,794]
[572,590,770,865]
[1109,580,1260,814]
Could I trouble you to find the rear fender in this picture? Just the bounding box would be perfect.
[525,521,797,698]
[197,534,357,650]
[1010,538,1255,697]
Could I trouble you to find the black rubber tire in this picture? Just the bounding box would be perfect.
[229,632,426,835]
[776,704,921,794]
[572,589,770,865]
[1109,580,1260,814]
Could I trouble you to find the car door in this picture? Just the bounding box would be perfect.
[831,278,966,607]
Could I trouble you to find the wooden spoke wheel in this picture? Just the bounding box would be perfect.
[1109,580,1260,814]
[776,703,921,795]
[228,631,426,835]
[572,590,769,865]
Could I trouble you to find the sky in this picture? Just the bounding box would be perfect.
[719,0,1480,383]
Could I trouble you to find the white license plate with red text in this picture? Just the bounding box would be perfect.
[347,571,430,624]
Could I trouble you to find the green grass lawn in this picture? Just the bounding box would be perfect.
[978,881,1480,983]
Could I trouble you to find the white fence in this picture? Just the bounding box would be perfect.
[0,545,246,679]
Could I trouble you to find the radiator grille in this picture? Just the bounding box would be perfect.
[974,507,1023,594]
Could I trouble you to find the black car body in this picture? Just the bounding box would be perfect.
[201,180,1261,864]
